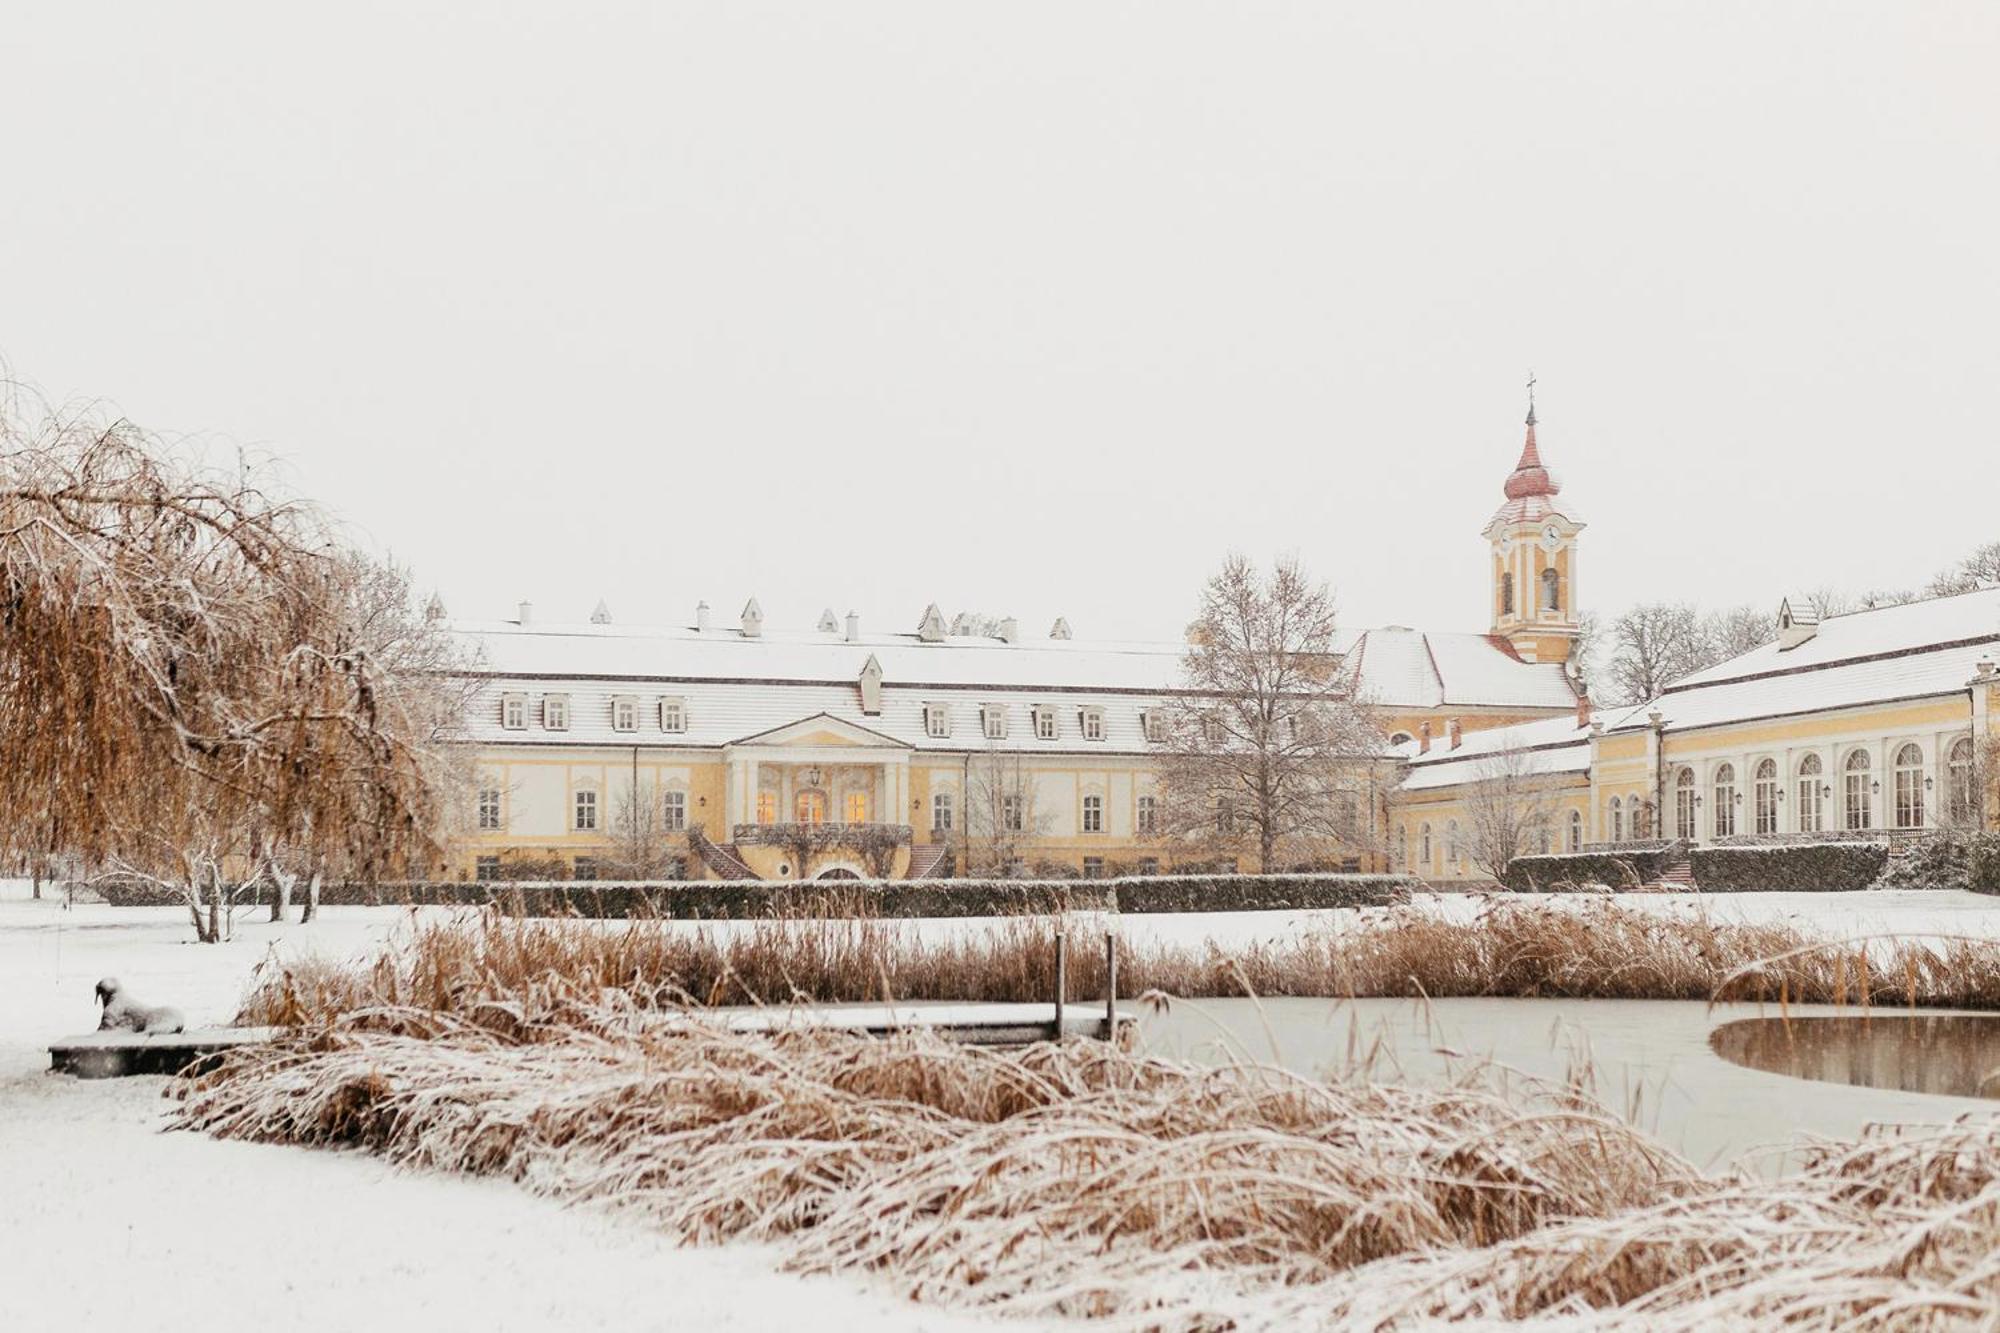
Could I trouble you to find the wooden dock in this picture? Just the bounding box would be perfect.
[663,1001,1134,1045]
[48,1027,283,1079]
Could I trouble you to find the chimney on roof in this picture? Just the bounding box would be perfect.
[1976,657,1997,683]
[1447,718,1463,750]
[590,599,611,625]
[1418,721,1432,754]
[999,616,1018,644]
[1574,681,1592,728]
[817,608,839,634]
[741,598,763,638]
[845,610,860,642]
[516,600,533,626]
[695,600,711,632]
[1050,616,1072,640]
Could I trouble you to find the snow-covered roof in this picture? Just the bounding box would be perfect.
[447,615,1577,715]
[1610,586,2000,736]
[1394,710,1603,792]
[1350,627,1578,710]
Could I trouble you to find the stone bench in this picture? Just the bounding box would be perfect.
[49,1028,282,1079]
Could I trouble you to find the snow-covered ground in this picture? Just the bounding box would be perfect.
[7,881,2000,1329]
[0,883,1032,1333]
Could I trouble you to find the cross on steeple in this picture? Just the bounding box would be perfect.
[1525,370,1537,427]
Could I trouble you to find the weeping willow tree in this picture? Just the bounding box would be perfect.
[0,386,469,939]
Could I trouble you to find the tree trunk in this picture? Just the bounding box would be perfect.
[270,863,292,923]
[31,859,40,901]
[301,866,322,923]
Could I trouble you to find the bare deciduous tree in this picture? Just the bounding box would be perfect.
[601,778,683,880]
[1153,554,1382,871]
[1464,747,1559,882]
[0,386,467,940]
[962,747,1048,876]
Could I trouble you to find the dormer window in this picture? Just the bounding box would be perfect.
[611,697,638,733]
[659,697,687,733]
[1033,706,1057,741]
[1079,706,1105,741]
[1142,710,1167,744]
[982,704,1007,740]
[542,695,570,731]
[500,694,527,730]
[924,703,951,738]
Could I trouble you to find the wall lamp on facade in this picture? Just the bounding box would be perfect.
[1925,776,1935,790]
[1871,780,1882,794]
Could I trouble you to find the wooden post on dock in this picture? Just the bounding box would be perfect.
[1053,931,1066,1038]
[1104,932,1117,1042]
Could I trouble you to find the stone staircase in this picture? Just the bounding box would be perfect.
[688,830,757,881]
[1650,843,1696,891]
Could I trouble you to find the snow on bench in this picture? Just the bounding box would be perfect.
[49,1027,283,1079]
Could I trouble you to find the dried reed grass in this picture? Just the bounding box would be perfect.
[172,1007,1697,1328]
[173,1003,2000,1329]
[240,898,2000,1028]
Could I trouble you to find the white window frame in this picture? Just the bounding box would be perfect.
[982,705,1007,740]
[611,696,639,733]
[659,697,687,733]
[475,855,500,882]
[925,703,950,739]
[1754,759,1780,835]
[1142,710,1167,743]
[1002,793,1023,833]
[1843,749,1873,830]
[500,694,528,731]
[1893,742,1925,829]
[573,786,598,831]
[1948,737,1977,823]
[1674,768,1697,840]
[1079,707,1105,742]
[476,787,503,832]
[662,789,687,832]
[1033,706,1057,741]
[1081,794,1103,833]
[1566,809,1582,851]
[1797,753,1825,832]
[932,792,954,832]
[1712,763,1737,839]
[1136,794,1155,834]
[543,695,571,732]
[1608,796,1623,843]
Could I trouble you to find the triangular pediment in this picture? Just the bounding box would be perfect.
[727,712,911,750]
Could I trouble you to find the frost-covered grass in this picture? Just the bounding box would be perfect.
[173,1002,2000,1330]
[240,895,2000,1025]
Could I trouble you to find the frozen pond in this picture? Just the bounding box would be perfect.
[1712,1013,2000,1100]
[1136,995,2000,1175]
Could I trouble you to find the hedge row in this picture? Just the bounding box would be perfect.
[1689,842,1889,893]
[82,873,1418,918]
[1502,848,1676,892]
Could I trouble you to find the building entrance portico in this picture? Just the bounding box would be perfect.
[720,713,917,879]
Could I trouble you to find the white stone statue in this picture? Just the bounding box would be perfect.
[95,977,186,1035]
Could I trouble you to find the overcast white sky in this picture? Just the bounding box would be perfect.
[3,3,1994,643]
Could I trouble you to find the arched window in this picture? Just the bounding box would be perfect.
[1541,567,1561,612]
[1445,819,1461,866]
[1712,764,1737,838]
[1609,796,1624,843]
[845,790,871,824]
[1389,731,1414,746]
[796,789,828,825]
[1754,759,1779,835]
[1396,825,1408,868]
[1567,808,1583,851]
[1948,737,1978,824]
[1893,743,1925,829]
[1843,750,1872,830]
[1419,822,1433,865]
[1501,572,1515,615]
[1675,768,1698,840]
[756,790,778,824]
[1796,754,1824,833]
[1630,792,1650,838]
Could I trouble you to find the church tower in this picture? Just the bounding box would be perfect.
[1483,383,1584,665]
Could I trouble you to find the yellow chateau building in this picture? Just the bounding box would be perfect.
[446,407,1587,883]
[447,402,1999,885]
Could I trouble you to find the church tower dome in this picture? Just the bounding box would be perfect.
[1483,378,1585,665]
